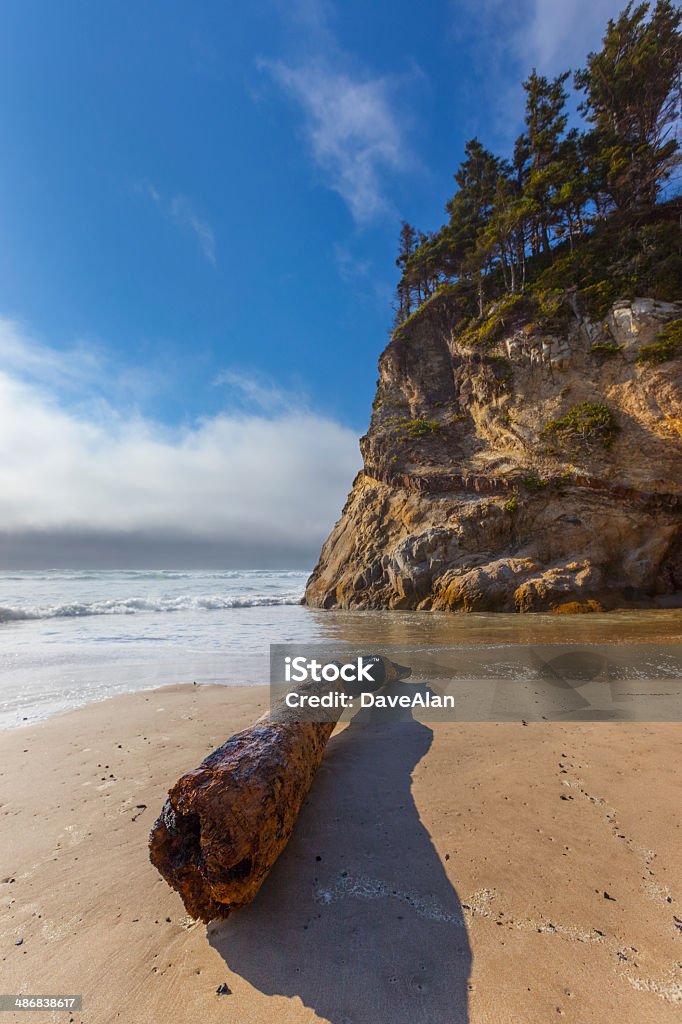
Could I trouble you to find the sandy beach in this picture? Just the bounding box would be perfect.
[0,682,680,1023]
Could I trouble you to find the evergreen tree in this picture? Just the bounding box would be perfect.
[403,230,449,304]
[446,139,503,314]
[391,2,681,330]
[519,69,571,256]
[481,165,527,294]
[395,221,418,321]
[575,0,682,210]
[552,129,593,248]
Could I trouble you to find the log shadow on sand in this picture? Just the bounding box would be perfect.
[209,683,471,1024]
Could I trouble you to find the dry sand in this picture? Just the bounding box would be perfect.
[0,683,680,1023]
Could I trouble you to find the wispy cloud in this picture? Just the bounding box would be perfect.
[136,182,216,265]
[0,317,163,411]
[333,242,393,311]
[213,369,304,414]
[456,0,624,75]
[260,10,415,227]
[451,0,625,142]
[517,0,625,72]
[282,0,335,37]
[169,196,216,265]
[0,321,358,555]
[333,242,372,282]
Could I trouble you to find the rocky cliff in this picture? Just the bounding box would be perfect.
[305,294,682,612]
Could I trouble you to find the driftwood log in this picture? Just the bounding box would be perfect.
[149,656,410,922]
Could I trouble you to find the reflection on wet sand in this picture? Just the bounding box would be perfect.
[211,686,472,1024]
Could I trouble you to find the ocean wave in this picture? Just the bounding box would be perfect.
[0,569,310,582]
[0,593,304,622]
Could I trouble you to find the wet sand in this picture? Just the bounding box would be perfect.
[0,683,680,1023]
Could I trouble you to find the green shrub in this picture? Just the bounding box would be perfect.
[393,417,442,440]
[533,288,571,332]
[503,496,518,513]
[540,402,618,452]
[522,474,549,492]
[590,342,623,358]
[579,280,629,321]
[636,319,682,366]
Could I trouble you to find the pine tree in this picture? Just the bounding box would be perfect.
[395,221,418,321]
[519,69,571,256]
[446,139,503,314]
[481,165,527,294]
[390,2,681,333]
[575,0,682,211]
[552,129,593,248]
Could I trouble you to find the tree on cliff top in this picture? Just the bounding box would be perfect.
[520,70,571,257]
[394,0,682,329]
[575,0,682,211]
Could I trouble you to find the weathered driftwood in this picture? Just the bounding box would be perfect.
[149,656,410,922]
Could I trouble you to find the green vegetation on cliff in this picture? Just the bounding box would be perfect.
[540,402,619,452]
[637,317,682,364]
[393,1,682,339]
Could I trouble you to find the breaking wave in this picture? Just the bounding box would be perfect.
[0,592,304,622]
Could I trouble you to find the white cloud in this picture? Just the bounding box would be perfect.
[136,182,216,265]
[456,0,625,75]
[213,370,300,413]
[0,319,101,392]
[0,322,359,551]
[261,57,411,224]
[518,0,626,72]
[0,317,163,411]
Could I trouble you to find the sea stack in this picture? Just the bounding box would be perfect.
[305,293,682,612]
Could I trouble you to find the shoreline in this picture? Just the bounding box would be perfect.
[0,683,680,1022]
[2,604,682,732]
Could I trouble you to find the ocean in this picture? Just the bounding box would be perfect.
[1,569,681,728]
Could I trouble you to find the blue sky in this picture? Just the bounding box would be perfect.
[0,0,626,566]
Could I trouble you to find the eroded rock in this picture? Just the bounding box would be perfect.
[305,296,682,613]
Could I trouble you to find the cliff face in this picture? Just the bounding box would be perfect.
[305,294,682,612]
